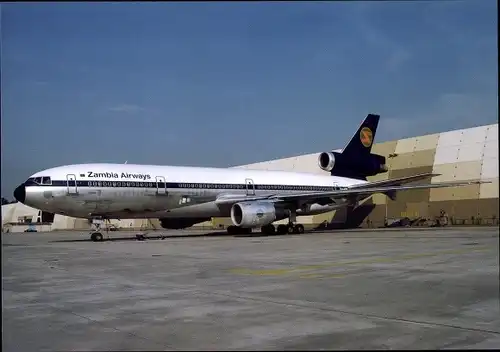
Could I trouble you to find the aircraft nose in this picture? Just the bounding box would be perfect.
[13,183,26,203]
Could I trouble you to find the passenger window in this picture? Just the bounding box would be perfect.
[42,177,52,185]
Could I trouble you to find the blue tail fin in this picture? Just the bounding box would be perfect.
[341,114,380,158]
[317,114,386,181]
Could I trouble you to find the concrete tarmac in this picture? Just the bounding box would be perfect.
[2,227,499,350]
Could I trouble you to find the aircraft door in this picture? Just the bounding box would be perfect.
[245,178,255,196]
[155,176,167,195]
[66,174,78,195]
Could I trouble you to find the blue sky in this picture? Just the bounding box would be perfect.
[2,1,497,198]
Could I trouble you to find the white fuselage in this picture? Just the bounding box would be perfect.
[19,163,367,220]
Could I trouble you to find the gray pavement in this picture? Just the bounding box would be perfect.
[2,227,499,350]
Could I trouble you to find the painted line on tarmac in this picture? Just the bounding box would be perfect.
[228,246,491,278]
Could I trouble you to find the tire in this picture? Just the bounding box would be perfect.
[287,225,295,234]
[277,224,288,235]
[261,225,275,235]
[294,224,305,234]
[91,232,103,242]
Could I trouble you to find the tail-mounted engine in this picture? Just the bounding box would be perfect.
[318,151,388,179]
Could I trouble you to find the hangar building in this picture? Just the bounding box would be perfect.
[2,122,498,232]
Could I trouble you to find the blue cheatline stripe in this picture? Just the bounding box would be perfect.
[25,180,349,192]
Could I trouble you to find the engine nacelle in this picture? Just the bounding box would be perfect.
[230,201,280,228]
[318,151,337,172]
[159,217,210,229]
[318,151,388,177]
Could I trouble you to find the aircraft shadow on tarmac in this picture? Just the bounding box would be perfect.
[49,229,310,243]
[49,231,231,243]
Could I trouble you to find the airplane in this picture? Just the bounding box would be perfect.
[13,114,486,241]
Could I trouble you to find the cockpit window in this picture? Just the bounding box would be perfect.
[27,177,51,185]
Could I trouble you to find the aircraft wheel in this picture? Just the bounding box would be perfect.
[90,232,103,242]
[287,224,295,234]
[294,224,305,234]
[277,224,288,235]
[261,224,275,235]
[227,226,238,235]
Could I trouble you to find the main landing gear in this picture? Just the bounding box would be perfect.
[273,209,305,235]
[264,223,305,235]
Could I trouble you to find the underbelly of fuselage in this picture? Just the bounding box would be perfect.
[35,187,347,219]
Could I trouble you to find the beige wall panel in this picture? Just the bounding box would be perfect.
[396,189,431,203]
[389,166,434,180]
[257,159,286,171]
[414,133,439,152]
[485,124,498,142]
[479,179,499,199]
[434,145,460,165]
[371,193,387,205]
[480,158,499,180]
[364,205,388,226]
[407,149,436,168]
[294,153,324,174]
[404,202,430,218]
[366,171,390,182]
[456,142,485,163]
[370,140,398,156]
[460,125,489,144]
[1,204,16,225]
[211,217,233,227]
[482,140,498,160]
[476,199,500,219]
[388,152,413,169]
[297,215,315,224]
[395,137,418,154]
[430,184,480,201]
[452,200,481,219]
[431,162,484,183]
[431,163,458,183]
[386,201,407,219]
[437,130,465,148]
[74,218,90,230]
[51,215,68,230]
[453,161,483,181]
[271,157,297,171]
[313,210,335,224]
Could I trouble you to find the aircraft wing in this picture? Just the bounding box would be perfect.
[215,177,489,207]
[349,172,440,189]
[269,180,487,205]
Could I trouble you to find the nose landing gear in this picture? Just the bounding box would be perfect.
[89,217,105,242]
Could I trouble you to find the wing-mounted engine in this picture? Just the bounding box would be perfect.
[159,217,210,229]
[318,151,388,179]
[230,201,287,228]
